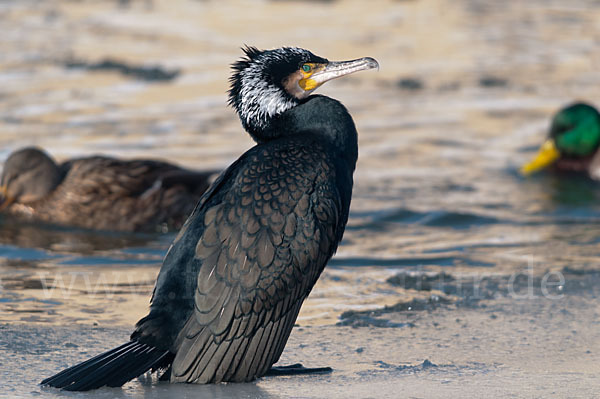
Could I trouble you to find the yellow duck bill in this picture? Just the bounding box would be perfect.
[0,185,14,211]
[520,139,561,175]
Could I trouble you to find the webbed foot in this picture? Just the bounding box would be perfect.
[266,363,332,376]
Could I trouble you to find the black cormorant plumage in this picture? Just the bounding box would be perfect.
[41,46,378,390]
[0,147,216,232]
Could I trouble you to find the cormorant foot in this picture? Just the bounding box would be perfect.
[266,363,333,376]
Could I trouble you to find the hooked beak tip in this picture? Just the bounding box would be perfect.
[363,57,379,71]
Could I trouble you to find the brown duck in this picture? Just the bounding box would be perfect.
[0,147,217,232]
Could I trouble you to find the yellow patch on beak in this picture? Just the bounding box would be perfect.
[0,185,14,211]
[520,139,561,175]
[298,63,325,92]
[298,78,318,91]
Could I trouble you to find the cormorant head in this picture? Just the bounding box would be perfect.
[0,147,62,210]
[521,102,600,175]
[228,46,378,142]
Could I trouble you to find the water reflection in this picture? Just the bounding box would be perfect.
[536,173,600,208]
[0,215,171,262]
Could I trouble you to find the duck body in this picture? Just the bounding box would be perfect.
[0,148,214,233]
[41,46,377,390]
[553,152,600,179]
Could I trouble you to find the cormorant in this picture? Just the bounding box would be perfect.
[0,147,217,232]
[521,102,600,180]
[41,46,378,390]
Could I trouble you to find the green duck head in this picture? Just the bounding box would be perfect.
[0,147,62,211]
[521,102,600,175]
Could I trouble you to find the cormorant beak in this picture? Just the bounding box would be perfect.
[0,185,14,211]
[520,139,561,175]
[299,57,379,93]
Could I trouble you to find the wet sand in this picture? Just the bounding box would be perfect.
[4,276,600,398]
[2,0,600,397]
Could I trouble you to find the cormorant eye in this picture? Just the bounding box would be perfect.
[302,64,312,73]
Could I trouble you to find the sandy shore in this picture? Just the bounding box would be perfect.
[4,277,599,398]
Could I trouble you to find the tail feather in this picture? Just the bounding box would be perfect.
[41,341,173,391]
[41,341,132,387]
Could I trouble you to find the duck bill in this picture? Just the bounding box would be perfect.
[0,185,14,211]
[306,57,379,91]
[520,139,561,175]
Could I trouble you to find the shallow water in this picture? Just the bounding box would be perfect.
[1,0,600,397]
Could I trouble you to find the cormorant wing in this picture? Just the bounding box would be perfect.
[168,142,342,383]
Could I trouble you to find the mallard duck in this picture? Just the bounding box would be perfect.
[42,46,378,390]
[0,147,217,232]
[521,102,600,179]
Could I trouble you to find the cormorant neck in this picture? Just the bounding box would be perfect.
[264,95,359,168]
[238,90,298,142]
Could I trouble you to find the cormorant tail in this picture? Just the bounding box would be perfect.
[40,341,173,391]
